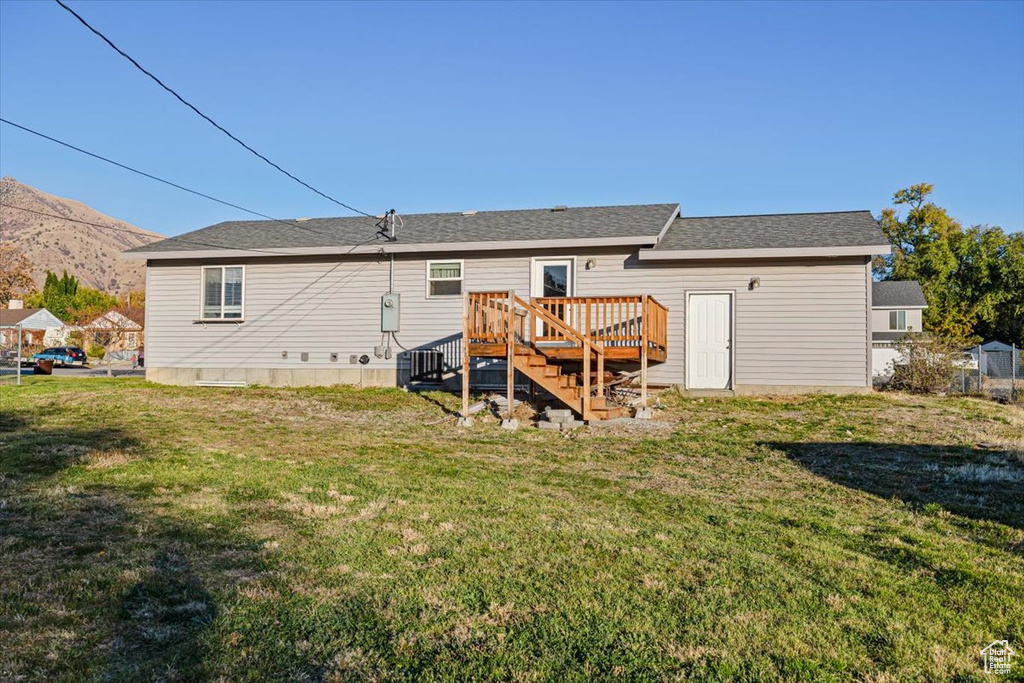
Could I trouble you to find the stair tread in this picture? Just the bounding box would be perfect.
[516,353,628,420]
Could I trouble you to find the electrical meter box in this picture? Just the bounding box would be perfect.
[381,293,401,332]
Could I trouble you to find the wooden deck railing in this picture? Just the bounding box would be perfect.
[463,291,669,420]
[466,291,526,345]
[532,295,668,358]
[466,292,667,356]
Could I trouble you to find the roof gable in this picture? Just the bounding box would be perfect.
[0,308,66,328]
[86,310,144,329]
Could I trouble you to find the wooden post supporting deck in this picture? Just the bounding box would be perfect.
[506,289,515,420]
[587,302,604,402]
[583,344,591,421]
[462,292,470,418]
[640,296,649,408]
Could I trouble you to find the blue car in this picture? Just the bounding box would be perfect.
[32,346,87,367]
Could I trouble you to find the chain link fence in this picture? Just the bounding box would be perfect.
[950,345,1022,403]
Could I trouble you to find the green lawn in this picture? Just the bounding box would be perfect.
[1,378,1022,682]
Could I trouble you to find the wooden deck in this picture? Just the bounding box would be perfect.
[462,291,668,421]
[465,294,668,362]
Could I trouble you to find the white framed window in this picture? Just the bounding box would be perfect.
[888,309,907,331]
[426,260,463,297]
[201,266,245,320]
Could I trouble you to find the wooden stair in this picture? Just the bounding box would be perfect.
[512,347,626,420]
[463,291,663,421]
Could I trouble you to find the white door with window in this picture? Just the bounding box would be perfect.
[687,293,732,389]
[531,259,575,340]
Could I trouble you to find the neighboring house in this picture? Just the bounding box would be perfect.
[81,309,145,352]
[870,281,927,378]
[0,302,68,347]
[124,203,892,416]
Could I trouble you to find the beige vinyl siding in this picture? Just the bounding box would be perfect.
[871,307,924,333]
[145,250,870,388]
[145,253,529,372]
[577,254,869,387]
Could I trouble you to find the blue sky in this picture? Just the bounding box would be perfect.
[1,1,1022,236]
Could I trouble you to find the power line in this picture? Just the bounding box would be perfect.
[0,203,294,255]
[0,202,388,257]
[0,117,377,243]
[55,0,376,218]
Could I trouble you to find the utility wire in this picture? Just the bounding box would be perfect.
[0,117,338,240]
[0,202,389,257]
[0,203,295,255]
[55,0,375,218]
[0,117,393,247]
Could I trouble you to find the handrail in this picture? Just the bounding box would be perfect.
[532,295,667,355]
[513,294,602,418]
[466,292,666,355]
[464,291,665,420]
[512,295,603,355]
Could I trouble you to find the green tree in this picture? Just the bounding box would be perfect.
[29,269,122,325]
[68,287,122,324]
[37,269,80,320]
[875,184,1024,345]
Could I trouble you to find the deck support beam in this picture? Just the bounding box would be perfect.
[462,292,470,419]
[583,344,591,421]
[640,295,648,408]
[506,289,515,420]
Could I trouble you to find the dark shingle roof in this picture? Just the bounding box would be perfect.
[654,210,889,251]
[0,309,41,326]
[127,204,680,254]
[872,281,927,308]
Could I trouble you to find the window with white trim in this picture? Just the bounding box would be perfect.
[426,260,463,297]
[202,266,244,319]
[888,309,907,331]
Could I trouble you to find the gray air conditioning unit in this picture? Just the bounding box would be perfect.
[409,349,443,384]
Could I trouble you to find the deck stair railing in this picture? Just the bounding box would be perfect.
[462,291,668,421]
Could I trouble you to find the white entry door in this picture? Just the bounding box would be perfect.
[531,258,575,339]
[687,293,732,389]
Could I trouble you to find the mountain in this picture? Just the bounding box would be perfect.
[0,177,163,295]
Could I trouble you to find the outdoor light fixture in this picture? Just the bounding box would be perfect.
[748,277,761,290]
[586,258,597,270]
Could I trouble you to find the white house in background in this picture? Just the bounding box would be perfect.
[0,301,69,347]
[871,281,927,378]
[124,203,893,419]
[81,309,145,352]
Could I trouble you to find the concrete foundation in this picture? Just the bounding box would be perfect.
[146,366,400,388]
[673,384,871,397]
[146,367,872,399]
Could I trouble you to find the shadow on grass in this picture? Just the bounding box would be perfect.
[107,546,217,681]
[769,441,1024,530]
[0,419,265,681]
[413,389,461,417]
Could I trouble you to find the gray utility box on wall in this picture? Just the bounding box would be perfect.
[381,293,401,332]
